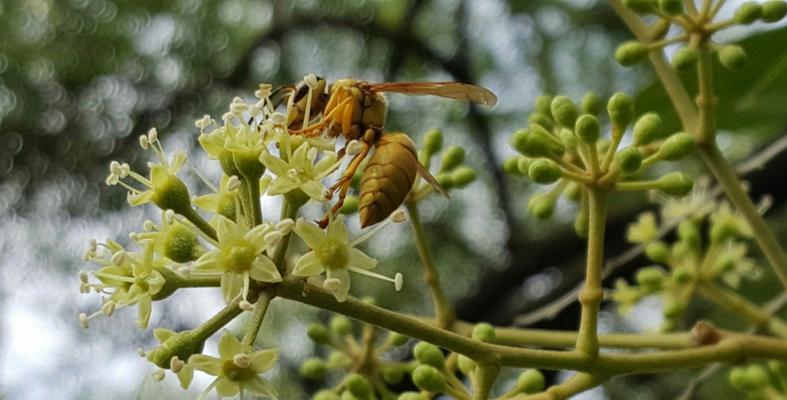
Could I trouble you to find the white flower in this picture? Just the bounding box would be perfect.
[259,142,340,202]
[292,215,403,302]
[192,216,282,303]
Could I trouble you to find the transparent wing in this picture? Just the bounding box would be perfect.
[365,82,497,106]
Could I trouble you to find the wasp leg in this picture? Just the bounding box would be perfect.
[318,141,371,228]
[288,95,353,137]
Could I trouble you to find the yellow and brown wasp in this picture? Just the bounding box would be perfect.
[272,77,497,227]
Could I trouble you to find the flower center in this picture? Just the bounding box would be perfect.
[221,359,256,382]
[227,241,257,272]
[316,239,349,270]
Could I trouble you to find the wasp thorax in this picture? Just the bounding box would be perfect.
[316,239,349,270]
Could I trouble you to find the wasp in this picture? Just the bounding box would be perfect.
[272,77,497,227]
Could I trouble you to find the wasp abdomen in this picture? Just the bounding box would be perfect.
[359,133,418,227]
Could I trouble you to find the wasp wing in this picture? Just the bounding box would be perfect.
[366,82,497,106]
[414,162,450,199]
[270,84,297,108]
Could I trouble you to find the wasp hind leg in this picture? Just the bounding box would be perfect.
[317,141,371,228]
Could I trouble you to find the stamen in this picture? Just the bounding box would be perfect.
[264,231,282,246]
[233,353,250,368]
[101,301,116,316]
[136,348,147,358]
[79,313,89,329]
[307,146,319,161]
[351,215,398,246]
[111,251,126,265]
[276,218,294,234]
[152,369,166,381]
[324,278,341,293]
[170,356,185,373]
[391,209,407,223]
[227,175,241,191]
[239,300,255,311]
[188,160,219,193]
[197,378,219,400]
[139,135,149,149]
[346,140,362,156]
[348,266,400,289]
[147,128,158,144]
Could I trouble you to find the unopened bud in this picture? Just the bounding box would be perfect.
[719,45,747,71]
[450,166,476,188]
[575,114,600,144]
[657,172,693,197]
[624,0,657,14]
[734,1,762,24]
[330,316,353,336]
[528,159,561,184]
[346,373,373,399]
[412,365,447,392]
[615,41,649,66]
[762,0,787,22]
[440,146,465,172]
[517,369,546,394]
[307,323,330,344]
[657,132,695,160]
[672,46,698,70]
[300,358,327,380]
[581,92,604,115]
[423,129,443,155]
[414,342,445,368]
[607,92,635,129]
[633,113,663,146]
[527,193,556,219]
[616,147,643,174]
[550,96,579,128]
[659,0,682,15]
[471,323,496,342]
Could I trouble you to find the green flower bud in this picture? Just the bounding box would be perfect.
[517,157,532,175]
[340,195,359,214]
[457,354,476,375]
[382,365,405,384]
[233,150,265,181]
[414,342,445,368]
[672,46,699,70]
[616,147,643,174]
[607,92,635,129]
[471,323,497,342]
[769,360,787,377]
[528,193,556,219]
[503,156,525,175]
[575,209,589,238]
[564,181,581,202]
[615,41,650,66]
[624,0,657,13]
[636,266,665,293]
[575,114,601,144]
[307,323,331,344]
[645,241,670,263]
[163,224,202,263]
[657,172,693,197]
[633,113,663,146]
[657,132,695,160]
[436,172,454,189]
[330,316,353,336]
[301,358,328,380]
[671,241,693,260]
[517,369,546,394]
[659,0,682,15]
[314,390,341,400]
[729,367,748,391]
[735,1,762,24]
[398,392,428,400]
[450,166,477,188]
[710,214,747,243]
[745,364,770,388]
[672,266,695,284]
[346,373,373,399]
[327,351,352,368]
[662,296,686,318]
[152,175,192,214]
[529,113,554,131]
[511,126,564,158]
[678,220,701,250]
[423,129,443,156]
[389,332,410,346]
[340,392,359,400]
[762,0,787,22]
[528,159,562,184]
[550,96,579,128]
[581,92,604,115]
[558,129,578,149]
[440,145,466,172]
[412,365,447,392]
[534,95,553,116]
[719,45,747,70]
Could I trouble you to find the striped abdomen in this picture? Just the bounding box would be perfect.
[359,133,418,227]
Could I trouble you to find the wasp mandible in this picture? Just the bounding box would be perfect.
[272,76,497,227]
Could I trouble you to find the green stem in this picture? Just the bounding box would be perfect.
[272,198,301,275]
[615,180,661,192]
[513,373,608,400]
[695,40,717,145]
[699,143,787,289]
[406,202,455,329]
[192,297,244,343]
[575,189,607,356]
[474,364,500,400]
[177,275,221,288]
[241,290,273,346]
[181,207,217,241]
[276,279,787,373]
[244,176,263,226]
[697,281,787,338]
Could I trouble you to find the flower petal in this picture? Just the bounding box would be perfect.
[327,215,349,243]
[267,177,298,196]
[300,181,325,201]
[193,251,223,272]
[294,219,326,249]
[245,224,272,250]
[245,376,278,398]
[188,354,221,375]
[193,193,221,212]
[216,216,243,243]
[216,376,240,397]
[259,150,290,177]
[177,365,194,389]
[249,348,279,372]
[221,272,244,303]
[292,252,324,277]
[136,297,152,329]
[249,256,282,283]
[348,248,377,270]
[326,268,351,302]
[219,331,247,359]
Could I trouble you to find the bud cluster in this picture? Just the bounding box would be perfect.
[506,93,694,236]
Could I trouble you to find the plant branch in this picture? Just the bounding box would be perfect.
[697,281,787,338]
[241,290,273,346]
[575,189,607,356]
[406,202,455,329]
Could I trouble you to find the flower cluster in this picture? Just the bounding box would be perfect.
[612,195,762,331]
